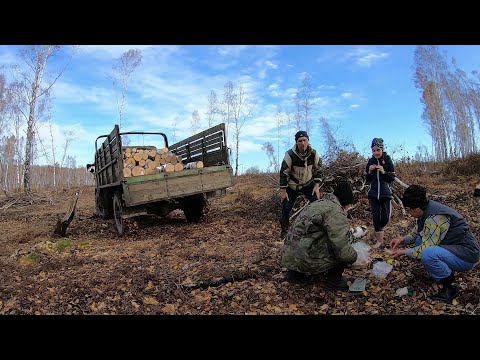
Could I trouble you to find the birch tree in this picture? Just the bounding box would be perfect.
[300,73,313,134]
[10,45,68,193]
[294,91,302,130]
[414,45,480,160]
[112,49,142,130]
[262,142,277,172]
[170,116,180,143]
[9,81,25,190]
[283,111,294,151]
[206,90,219,128]
[0,73,9,137]
[275,105,284,172]
[221,81,235,137]
[319,116,338,164]
[231,84,255,177]
[0,135,15,191]
[191,110,201,135]
[414,46,452,161]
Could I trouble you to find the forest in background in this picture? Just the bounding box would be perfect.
[1,45,480,192]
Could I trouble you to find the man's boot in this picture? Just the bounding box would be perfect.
[430,273,460,303]
[280,219,289,239]
[284,269,310,284]
[325,265,355,292]
[372,230,385,249]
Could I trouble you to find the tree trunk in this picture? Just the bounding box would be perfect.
[23,110,35,193]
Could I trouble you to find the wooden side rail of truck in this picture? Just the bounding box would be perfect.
[93,123,233,235]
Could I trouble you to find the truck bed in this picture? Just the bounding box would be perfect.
[123,165,232,206]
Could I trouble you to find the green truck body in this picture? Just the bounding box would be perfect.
[93,123,233,235]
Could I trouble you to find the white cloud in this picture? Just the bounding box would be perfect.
[79,45,158,59]
[341,92,352,98]
[317,84,336,90]
[265,60,278,69]
[342,47,389,68]
[216,45,250,57]
[351,104,360,108]
[54,81,113,106]
[0,48,17,66]
[258,69,267,79]
[242,115,277,138]
[356,52,389,67]
[267,83,282,97]
[238,139,263,153]
[313,97,331,108]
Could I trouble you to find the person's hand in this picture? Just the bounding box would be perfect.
[390,237,404,249]
[376,165,385,174]
[313,183,321,199]
[368,164,376,172]
[390,248,407,258]
[280,188,288,202]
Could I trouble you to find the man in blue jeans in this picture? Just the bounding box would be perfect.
[390,185,480,303]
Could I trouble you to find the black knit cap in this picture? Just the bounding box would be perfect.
[295,131,309,141]
[371,137,384,150]
[401,185,428,209]
[333,181,354,206]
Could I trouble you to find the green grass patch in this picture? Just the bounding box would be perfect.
[78,240,93,250]
[18,252,41,266]
[53,239,72,252]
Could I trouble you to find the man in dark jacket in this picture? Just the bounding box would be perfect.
[279,131,323,239]
[280,182,358,291]
[390,185,480,303]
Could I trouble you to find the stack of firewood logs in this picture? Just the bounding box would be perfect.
[122,147,203,177]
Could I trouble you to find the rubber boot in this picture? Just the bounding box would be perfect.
[325,265,355,292]
[430,273,460,303]
[372,230,385,249]
[280,219,289,240]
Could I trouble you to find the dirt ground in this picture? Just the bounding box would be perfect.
[1,172,479,315]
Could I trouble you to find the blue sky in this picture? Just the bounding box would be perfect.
[1,45,479,173]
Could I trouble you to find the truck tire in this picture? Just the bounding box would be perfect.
[96,189,113,219]
[113,192,126,236]
[181,194,206,223]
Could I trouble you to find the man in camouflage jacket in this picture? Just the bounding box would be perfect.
[281,182,358,291]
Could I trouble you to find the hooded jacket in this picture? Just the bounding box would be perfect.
[280,193,358,274]
[365,153,395,200]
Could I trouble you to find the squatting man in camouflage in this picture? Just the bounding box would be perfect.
[279,130,324,239]
[280,181,359,291]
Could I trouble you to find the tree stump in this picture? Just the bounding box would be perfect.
[53,191,79,237]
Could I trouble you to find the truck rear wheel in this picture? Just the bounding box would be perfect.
[96,189,113,219]
[181,194,207,223]
[113,192,126,236]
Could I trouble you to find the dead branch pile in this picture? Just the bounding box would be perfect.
[0,192,54,210]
